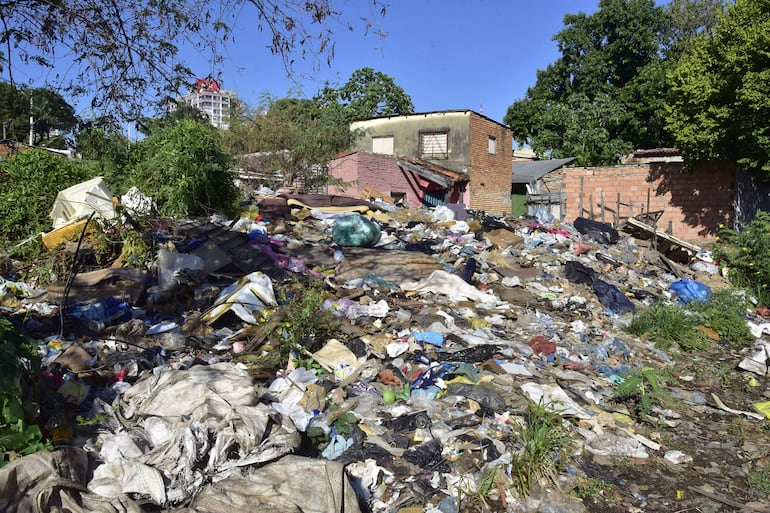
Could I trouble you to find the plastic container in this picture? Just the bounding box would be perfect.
[69,297,131,332]
[157,249,205,286]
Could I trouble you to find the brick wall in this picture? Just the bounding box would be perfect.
[327,151,425,207]
[468,114,512,215]
[562,161,735,241]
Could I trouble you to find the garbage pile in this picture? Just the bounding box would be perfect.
[2,185,770,513]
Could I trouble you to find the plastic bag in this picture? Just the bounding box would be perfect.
[669,279,712,304]
[332,214,381,247]
[573,217,619,245]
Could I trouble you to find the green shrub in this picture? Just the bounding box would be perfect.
[0,318,51,466]
[689,288,754,347]
[127,119,239,218]
[259,280,340,368]
[613,366,673,420]
[624,301,709,351]
[714,212,770,307]
[0,149,95,244]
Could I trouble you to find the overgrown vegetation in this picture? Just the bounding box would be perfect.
[613,366,673,420]
[509,401,573,496]
[259,280,340,369]
[624,285,754,353]
[689,288,754,346]
[125,119,239,218]
[714,212,770,308]
[0,149,95,245]
[454,465,502,513]
[572,477,616,503]
[748,464,770,497]
[0,318,52,466]
[624,301,709,351]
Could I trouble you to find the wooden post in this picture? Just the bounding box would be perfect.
[600,190,605,223]
[579,176,584,218]
[616,193,620,226]
[589,194,594,219]
[646,188,651,216]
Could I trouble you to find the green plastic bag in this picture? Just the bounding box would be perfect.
[332,214,381,247]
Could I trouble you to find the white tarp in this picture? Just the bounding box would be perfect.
[49,176,116,229]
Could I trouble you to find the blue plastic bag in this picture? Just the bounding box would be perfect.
[669,279,712,304]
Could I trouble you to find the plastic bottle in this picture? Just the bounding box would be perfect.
[69,297,130,332]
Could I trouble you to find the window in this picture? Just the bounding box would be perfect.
[372,135,394,155]
[420,131,449,159]
[488,136,497,155]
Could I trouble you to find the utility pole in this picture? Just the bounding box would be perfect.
[29,95,34,146]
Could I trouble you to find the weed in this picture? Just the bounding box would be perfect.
[0,318,52,466]
[748,464,770,497]
[259,279,340,368]
[624,301,709,352]
[613,366,673,420]
[689,288,754,347]
[455,466,500,512]
[509,401,573,496]
[75,412,109,427]
[572,477,615,501]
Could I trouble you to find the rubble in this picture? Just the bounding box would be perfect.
[2,186,770,513]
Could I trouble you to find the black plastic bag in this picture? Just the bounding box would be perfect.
[574,217,619,245]
[564,260,598,285]
[592,279,635,314]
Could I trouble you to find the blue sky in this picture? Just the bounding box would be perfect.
[181,1,607,124]
[9,1,610,125]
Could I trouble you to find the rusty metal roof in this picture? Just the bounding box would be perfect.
[397,156,469,188]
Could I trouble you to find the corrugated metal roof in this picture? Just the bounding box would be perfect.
[511,157,576,184]
[397,156,469,188]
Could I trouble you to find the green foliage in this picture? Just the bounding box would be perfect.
[666,0,770,173]
[0,84,78,145]
[128,119,239,217]
[0,318,51,466]
[572,477,615,501]
[75,117,133,177]
[505,0,725,165]
[613,366,673,419]
[689,288,754,346]
[455,465,499,512]
[624,301,709,351]
[0,149,95,244]
[713,212,770,307]
[748,464,770,497]
[260,280,340,368]
[317,67,415,120]
[224,95,355,190]
[2,0,387,120]
[510,401,573,495]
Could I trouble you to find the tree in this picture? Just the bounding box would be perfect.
[504,0,725,166]
[128,119,238,217]
[666,0,770,173]
[75,116,132,175]
[1,0,387,121]
[317,67,414,120]
[0,84,77,146]
[223,95,353,190]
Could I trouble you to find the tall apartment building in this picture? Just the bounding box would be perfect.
[175,78,236,129]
